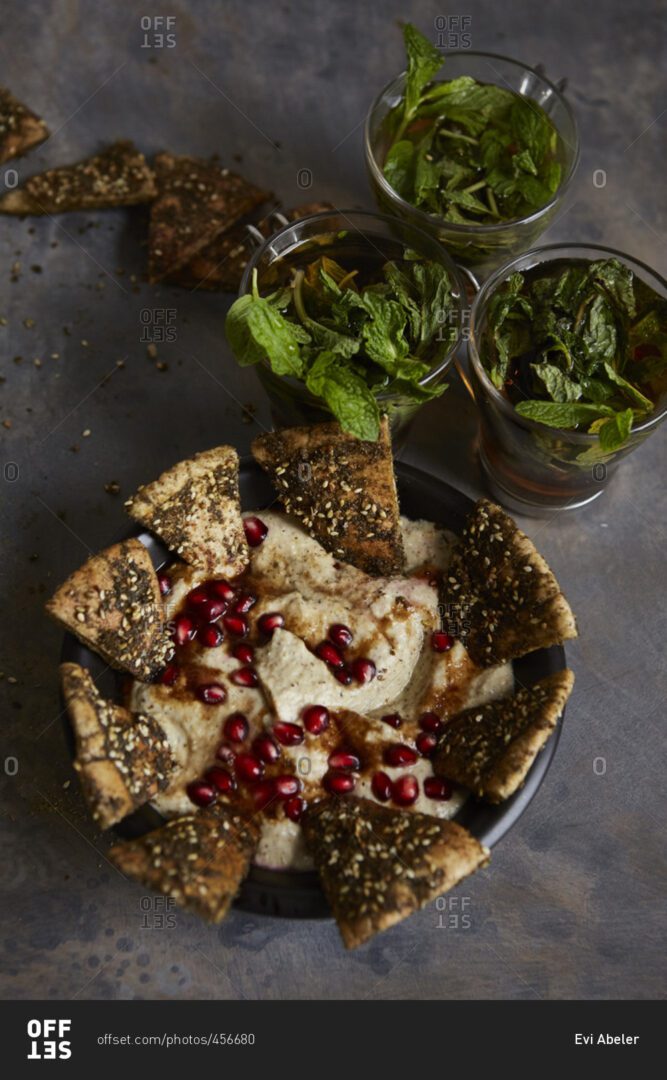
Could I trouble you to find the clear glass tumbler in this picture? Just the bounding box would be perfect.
[364,53,579,279]
[466,243,667,515]
[238,209,466,447]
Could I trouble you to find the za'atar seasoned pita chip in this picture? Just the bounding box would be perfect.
[434,669,575,803]
[302,796,489,948]
[252,418,405,576]
[61,662,174,829]
[125,446,248,577]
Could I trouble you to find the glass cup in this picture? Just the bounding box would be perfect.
[364,54,579,279]
[465,243,667,515]
[238,209,466,448]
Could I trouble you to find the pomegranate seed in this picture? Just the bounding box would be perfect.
[215,743,236,766]
[252,780,276,809]
[230,666,258,688]
[252,735,280,763]
[328,750,360,771]
[223,614,248,638]
[352,657,376,685]
[315,641,344,668]
[199,624,223,648]
[324,771,356,795]
[391,774,419,806]
[432,631,453,652]
[159,662,179,686]
[186,780,216,807]
[173,614,196,646]
[233,591,257,614]
[258,611,285,636]
[211,580,236,603]
[371,770,392,802]
[186,586,210,609]
[197,597,228,623]
[334,665,353,685]
[424,776,452,801]
[302,704,329,735]
[328,623,353,649]
[235,753,264,783]
[274,775,301,798]
[381,713,403,729]
[232,642,254,664]
[157,571,172,596]
[419,712,443,733]
[204,766,236,794]
[196,683,227,705]
[223,712,249,743]
[273,721,304,746]
[244,515,268,547]
[284,795,306,822]
[383,743,418,767]
[416,731,438,757]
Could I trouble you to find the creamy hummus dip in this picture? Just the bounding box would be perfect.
[130,511,513,870]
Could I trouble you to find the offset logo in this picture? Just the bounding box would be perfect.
[27,1019,72,1060]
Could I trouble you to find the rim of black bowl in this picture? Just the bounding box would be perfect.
[60,458,569,919]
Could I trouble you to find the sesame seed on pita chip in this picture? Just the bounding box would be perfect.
[0,86,49,165]
[443,499,577,666]
[46,538,172,680]
[0,141,156,214]
[252,418,405,576]
[125,445,248,577]
[433,669,574,803]
[61,662,175,829]
[148,153,269,282]
[109,803,260,923]
[302,796,489,949]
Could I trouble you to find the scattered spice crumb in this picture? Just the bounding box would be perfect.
[69,444,79,453]
[82,428,91,438]
[33,358,42,367]
[104,481,121,496]
[13,355,22,365]
[2,419,12,429]
[31,264,42,273]
[7,676,17,685]
[156,361,168,372]
[80,339,90,347]
[23,317,35,329]
[146,343,157,360]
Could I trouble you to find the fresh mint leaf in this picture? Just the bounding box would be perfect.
[532,362,582,402]
[581,294,617,367]
[603,362,653,412]
[402,23,443,125]
[306,351,381,440]
[514,400,614,428]
[597,408,634,451]
[383,140,416,200]
[225,293,310,376]
[358,293,410,371]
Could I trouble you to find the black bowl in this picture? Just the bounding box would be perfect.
[61,459,568,918]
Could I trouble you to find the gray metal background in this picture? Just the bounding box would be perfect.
[0,0,665,1000]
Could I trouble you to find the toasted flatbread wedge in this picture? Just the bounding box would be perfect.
[110,804,260,922]
[148,153,269,282]
[443,499,577,666]
[252,419,405,575]
[168,202,334,291]
[302,796,488,948]
[0,87,49,165]
[61,663,174,828]
[0,140,156,214]
[434,669,574,803]
[125,446,248,577]
[46,538,172,680]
